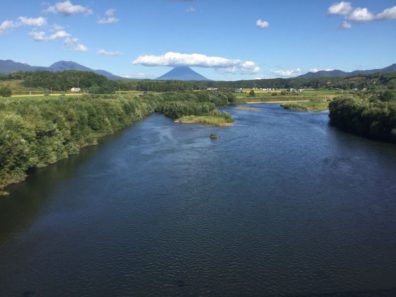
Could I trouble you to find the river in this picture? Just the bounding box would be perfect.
[1,104,396,297]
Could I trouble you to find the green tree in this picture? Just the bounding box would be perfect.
[379,91,395,102]
[0,86,12,97]
[249,90,255,97]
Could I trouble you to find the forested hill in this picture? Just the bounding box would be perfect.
[298,64,396,79]
[0,59,123,80]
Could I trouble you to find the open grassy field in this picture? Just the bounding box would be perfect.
[0,80,47,95]
[235,89,344,103]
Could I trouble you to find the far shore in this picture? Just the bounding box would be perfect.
[246,100,310,104]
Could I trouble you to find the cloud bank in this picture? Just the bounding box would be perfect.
[132,52,260,74]
[328,2,396,29]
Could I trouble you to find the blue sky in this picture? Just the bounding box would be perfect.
[0,0,395,80]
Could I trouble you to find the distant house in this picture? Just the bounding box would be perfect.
[206,88,218,91]
[234,88,243,93]
[70,87,81,93]
[289,88,304,93]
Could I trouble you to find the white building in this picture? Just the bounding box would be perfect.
[70,87,81,93]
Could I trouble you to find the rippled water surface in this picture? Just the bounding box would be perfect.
[1,104,396,297]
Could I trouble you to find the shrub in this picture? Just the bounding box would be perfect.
[0,87,12,97]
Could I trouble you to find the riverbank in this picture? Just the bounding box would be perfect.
[329,96,396,143]
[0,91,236,194]
[0,95,153,194]
[280,100,329,112]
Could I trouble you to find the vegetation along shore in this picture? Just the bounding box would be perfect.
[0,70,395,193]
[0,87,236,194]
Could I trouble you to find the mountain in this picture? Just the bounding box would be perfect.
[48,61,123,80]
[0,59,124,80]
[157,66,209,81]
[298,64,396,79]
[92,69,124,80]
[0,59,44,73]
[48,61,92,72]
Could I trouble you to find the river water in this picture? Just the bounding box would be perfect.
[1,104,396,297]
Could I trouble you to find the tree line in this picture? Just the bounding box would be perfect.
[1,71,395,93]
[329,94,396,143]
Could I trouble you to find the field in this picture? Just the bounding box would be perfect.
[235,89,344,103]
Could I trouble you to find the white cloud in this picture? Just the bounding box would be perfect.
[98,49,122,56]
[66,39,87,52]
[329,3,396,28]
[340,20,352,29]
[348,8,375,22]
[132,52,260,74]
[271,68,302,77]
[18,16,47,27]
[309,68,335,73]
[0,20,18,34]
[256,19,269,29]
[46,1,92,16]
[50,30,70,39]
[30,28,87,52]
[376,6,396,20]
[29,31,48,41]
[98,9,118,24]
[328,2,353,15]
[1,16,48,35]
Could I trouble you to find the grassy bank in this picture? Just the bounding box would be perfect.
[175,113,234,127]
[0,91,235,194]
[281,100,329,112]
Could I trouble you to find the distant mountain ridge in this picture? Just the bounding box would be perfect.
[298,64,396,78]
[157,66,209,81]
[0,59,123,80]
[1,59,395,81]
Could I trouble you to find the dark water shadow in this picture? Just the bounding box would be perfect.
[0,125,135,245]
